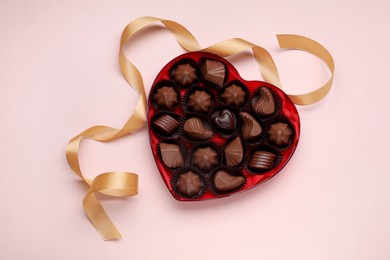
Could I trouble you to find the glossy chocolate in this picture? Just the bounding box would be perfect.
[153,86,178,109]
[249,151,276,170]
[183,117,213,140]
[213,170,245,192]
[253,87,275,115]
[268,123,292,146]
[172,64,196,86]
[188,90,212,113]
[221,84,246,106]
[193,147,218,170]
[211,109,236,133]
[224,137,243,166]
[176,171,203,197]
[202,60,225,86]
[240,112,262,140]
[152,114,179,135]
[159,143,184,168]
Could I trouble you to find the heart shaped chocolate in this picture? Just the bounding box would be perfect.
[148,52,300,201]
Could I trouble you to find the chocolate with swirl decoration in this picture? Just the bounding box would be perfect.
[240,112,262,140]
[253,87,275,115]
[213,170,245,192]
[183,117,213,140]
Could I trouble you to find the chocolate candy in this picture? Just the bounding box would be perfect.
[183,117,213,140]
[221,84,246,106]
[177,171,203,197]
[240,112,262,140]
[153,86,178,109]
[172,64,196,86]
[188,90,212,113]
[268,123,292,146]
[193,147,218,170]
[224,137,243,166]
[159,143,184,168]
[213,170,245,192]
[202,60,225,86]
[211,109,236,133]
[253,87,275,115]
[153,114,179,135]
[249,151,276,170]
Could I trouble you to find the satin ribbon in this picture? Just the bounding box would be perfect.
[66,16,334,240]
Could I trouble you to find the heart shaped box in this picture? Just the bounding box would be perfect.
[148,52,300,201]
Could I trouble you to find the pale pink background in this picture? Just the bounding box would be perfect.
[1,0,389,259]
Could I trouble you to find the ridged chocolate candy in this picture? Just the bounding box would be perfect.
[224,137,243,166]
[177,171,203,197]
[268,123,292,146]
[159,143,184,168]
[183,117,213,140]
[213,170,245,192]
[188,90,212,113]
[193,147,218,170]
[253,87,275,115]
[240,112,262,140]
[153,114,179,135]
[202,60,225,86]
[172,64,196,86]
[221,84,246,106]
[153,86,178,109]
[249,151,276,170]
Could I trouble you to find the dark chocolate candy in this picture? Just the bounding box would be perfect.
[193,146,218,170]
[213,170,245,192]
[202,60,225,86]
[177,171,203,197]
[268,123,292,146]
[153,86,178,109]
[253,87,275,115]
[183,117,213,140]
[221,84,246,106]
[211,109,236,133]
[159,143,184,168]
[224,137,243,166]
[249,151,276,170]
[240,112,262,140]
[153,114,179,135]
[188,90,212,113]
[172,64,196,86]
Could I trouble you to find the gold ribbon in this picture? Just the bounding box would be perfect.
[66,16,334,241]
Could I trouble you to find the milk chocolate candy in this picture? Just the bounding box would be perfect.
[249,151,276,170]
[159,143,184,168]
[253,87,275,115]
[221,84,246,106]
[188,90,212,113]
[153,114,179,135]
[183,117,213,140]
[153,86,178,109]
[213,170,245,192]
[240,112,262,140]
[224,137,243,166]
[268,123,292,146]
[172,64,196,86]
[177,171,203,197]
[202,60,225,86]
[193,146,218,170]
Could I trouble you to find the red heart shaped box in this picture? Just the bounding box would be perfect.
[148,52,300,201]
